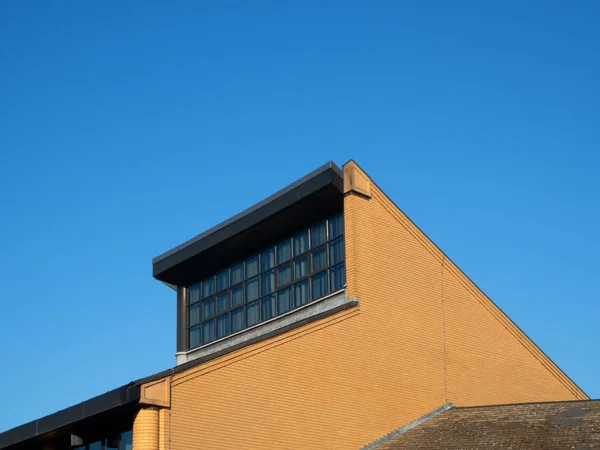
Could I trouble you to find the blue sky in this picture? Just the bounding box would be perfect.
[0,0,599,432]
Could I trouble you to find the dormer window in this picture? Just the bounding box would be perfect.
[186,213,345,349]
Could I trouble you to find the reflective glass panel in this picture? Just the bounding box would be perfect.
[245,255,258,279]
[261,295,275,321]
[277,288,292,314]
[202,277,214,299]
[189,326,200,348]
[217,292,229,313]
[216,269,229,292]
[312,247,326,272]
[329,238,344,266]
[230,262,243,285]
[89,442,102,450]
[294,256,308,280]
[231,307,243,333]
[277,264,291,287]
[310,221,327,248]
[121,431,133,450]
[260,271,275,296]
[330,264,345,291]
[293,230,308,256]
[201,320,214,344]
[329,214,344,239]
[216,314,228,339]
[231,285,244,307]
[189,303,200,326]
[189,283,200,305]
[260,247,275,272]
[276,239,291,264]
[202,297,214,319]
[294,279,309,306]
[246,301,260,327]
[311,271,328,300]
[246,277,259,302]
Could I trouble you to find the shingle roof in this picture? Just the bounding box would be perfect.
[371,400,600,449]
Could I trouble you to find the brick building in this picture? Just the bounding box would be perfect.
[0,161,593,449]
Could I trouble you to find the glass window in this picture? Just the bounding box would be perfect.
[329,214,344,239]
[293,230,308,256]
[294,279,309,307]
[216,314,228,339]
[121,431,133,450]
[189,326,200,349]
[231,285,244,307]
[294,256,308,280]
[311,271,328,300]
[89,442,102,450]
[189,303,200,326]
[310,221,327,248]
[189,283,200,305]
[260,271,275,296]
[245,255,258,279]
[329,238,344,266]
[202,320,214,344]
[231,262,243,285]
[246,277,259,302]
[312,248,326,272]
[330,263,345,291]
[202,277,214,299]
[217,292,229,313]
[202,297,214,319]
[246,301,259,327]
[277,264,291,287]
[216,269,229,292]
[231,307,243,333]
[261,296,275,321]
[260,247,275,272]
[277,288,292,314]
[276,239,291,264]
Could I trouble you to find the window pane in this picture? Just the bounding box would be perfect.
[311,271,328,300]
[293,230,308,256]
[189,326,200,349]
[261,296,275,321]
[231,285,244,307]
[312,248,326,272]
[216,314,228,339]
[202,297,214,319]
[330,264,345,291]
[260,271,275,296]
[216,269,229,292]
[217,292,229,313]
[310,221,327,248]
[246,277,259,302]
[260,247,275,272]
[202,277,214,299]
[329,214,344,239]
[188,303,200,326]
[277,264,291,287]
[89,442,102,450]
[231,262,243,285]
[329,237,345,266]
[202,320,214,344]
[246,301,260,327]
[245,255,258,279]
[231,307,244,333]
[294,279,309,307]
[276,239,292,264]
[189,283,200,305]
[277,288,292,315]
[121,431,133,450]
[294,256,308,280]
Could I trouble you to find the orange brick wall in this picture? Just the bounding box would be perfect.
[164,161,585,450]
[133,407,159,450]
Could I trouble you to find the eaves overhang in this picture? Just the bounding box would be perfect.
[152,161,344,286]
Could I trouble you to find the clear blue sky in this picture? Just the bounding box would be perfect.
[0,0,598,433]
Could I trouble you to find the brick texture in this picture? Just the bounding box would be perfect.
[165,160,585,450]
[133,407,159,450]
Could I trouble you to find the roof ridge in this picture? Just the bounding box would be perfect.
[454,398,600,410]
[360,403,453,450]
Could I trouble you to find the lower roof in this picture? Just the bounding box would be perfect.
[369,399,600,449]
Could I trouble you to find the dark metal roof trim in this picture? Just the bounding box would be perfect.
[152,161,343,281]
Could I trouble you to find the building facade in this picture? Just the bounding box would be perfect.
[0,161,587,450]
